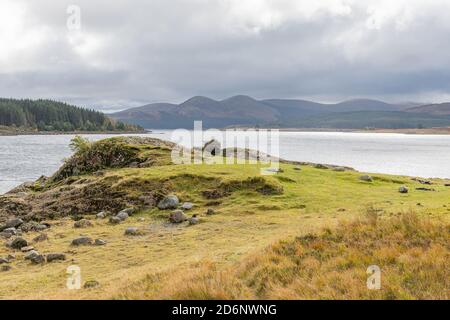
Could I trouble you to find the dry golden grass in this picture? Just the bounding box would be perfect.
[118,211,449,300]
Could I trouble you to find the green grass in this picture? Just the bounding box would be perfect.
[0,137,449,299]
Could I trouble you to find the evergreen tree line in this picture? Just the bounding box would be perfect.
[0,98,141,132]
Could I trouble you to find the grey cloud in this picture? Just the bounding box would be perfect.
[1,0,450,110]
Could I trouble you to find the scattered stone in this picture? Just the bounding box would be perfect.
[314,164,329,169]
[74,219,93,228]
[3,227,18,236]
[46,253,66,263]
[293,166,301,171]
[10,237,28,250]
[206,208,216,215]
[416,187,435,192]
[169,210,187,223]
[7,254,15,260]
[83,280,100,289]
[124,227,142,236]
[5,218,24,229]
[120,208,136,215]
[96,211,107,219]
[71,237,93,246]
[332,167,346,172]
[34,224,48,232]
[21,246,35,252]
[24,250,44,264]
[181,202,194,210]
[1,265,11,272]
[0,257,9,264]
[359,175,373,182]
[33,233,48,242]
[399,186,409,194]
[188,215,200,225]
[109,216,122,224]
[94,239,107,246]
[412,178,432,185]
[116,211,129,221]
[158,195,179,210]
[0,231,13,239]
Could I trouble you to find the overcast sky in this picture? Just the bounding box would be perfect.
[1,0,450,111]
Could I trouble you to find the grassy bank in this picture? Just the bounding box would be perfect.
[0,137,448,299]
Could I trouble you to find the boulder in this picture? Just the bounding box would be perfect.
[3,227,18,236]
[71,237,93,246]
[293,166,301,171]
[5,218,24,229]
[158,195,179,210]
[181,202,194,210]
[116,211,129,221]
[94,239,107,246]
[96,211,107,219]
[399,186,409,194]
[24,250,44,264]
[74,219,93,228]
[333,167,346,172]
[120,208,136,215]
[10,237,28,250]
[0,257,9,264]
[359,175,373,182]
[109,216,122,224]
[124,227,142,236]
[169,210,187,223]
[33,233,48,242]
[46,253,66,263]
[314,164,329,169]
[21,246,35,252]
[188,215,200,225]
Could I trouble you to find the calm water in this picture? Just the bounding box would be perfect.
[1,131,449,194]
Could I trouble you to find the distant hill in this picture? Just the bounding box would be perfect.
[405,103,450,115]
[110,95,450,129]
[0,98,142,133]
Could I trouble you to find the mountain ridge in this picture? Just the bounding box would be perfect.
[110,96,450,129]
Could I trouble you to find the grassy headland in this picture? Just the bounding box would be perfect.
[0,137,448,299]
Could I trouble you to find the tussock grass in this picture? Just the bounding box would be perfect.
[118,211,449,300]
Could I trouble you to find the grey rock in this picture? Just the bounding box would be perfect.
[399,186,409,194]
[96,211,107,219]
[124,227,142,236]
[359,175,373,182]
[120,208,136,215]
[10,237,28,250]
[21,246,35,252]
[33,233,48,242]
[5,218,24,229]
[24,250,44,264]
[293,166,301,171]
[3,227,17,236]
[0,257,9,264]
[169,210,187,223]
[181,202,194,210]
[74,219,93,228]
[332,167,346,172]
[314,164,329,169]
[158,195,179,210]
[46,253,66,263]
[109,216,122,224]
[188,216,200,225]
[71,237,93,246]
[94,239,107,246]
[116,211,129,221]
[206,208,216,215]
[24,250,39,260]
[0,231,13,239]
